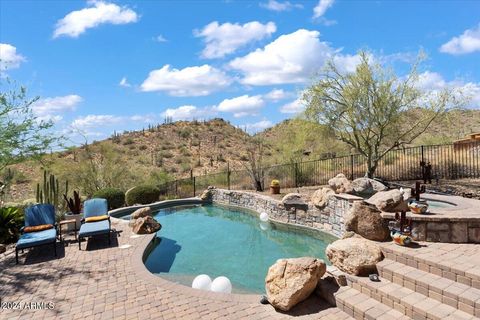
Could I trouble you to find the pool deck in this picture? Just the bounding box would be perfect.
[0,218,352,320]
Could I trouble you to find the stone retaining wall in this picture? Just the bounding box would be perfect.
[210,189,362,238]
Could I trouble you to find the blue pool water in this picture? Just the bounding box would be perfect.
[139,204,335,294]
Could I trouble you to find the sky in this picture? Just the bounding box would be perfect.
[1,0,479,144]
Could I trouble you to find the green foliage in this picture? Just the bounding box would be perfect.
[93,188,125,210]
[0,79,60,172]
[122,138,134,145]
[125,185,160,206]
[0,206,24,244]
[304,50,464,177]
[36,170,67,209]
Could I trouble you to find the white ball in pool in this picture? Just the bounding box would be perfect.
[259,221,269,231]
[211,276,232,293]
[192,274,212,291]
[259,212,269,222]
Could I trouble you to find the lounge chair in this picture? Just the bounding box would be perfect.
[78,198,111,250]
[15,204,58,264]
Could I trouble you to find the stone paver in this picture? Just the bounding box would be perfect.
[0,219,349,320]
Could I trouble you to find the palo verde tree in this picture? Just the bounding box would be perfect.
[304,51,464,178]
[0,79,59,197]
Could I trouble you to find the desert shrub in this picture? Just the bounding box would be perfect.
[125,185,160,206]
[160,151,174,158]
[93,188,125,210]
[0,207,24,244]
[123,138,134,145]
[139,145,148,151]
[178,128,191,139]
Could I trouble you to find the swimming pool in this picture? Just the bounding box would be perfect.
[137,204,336,294]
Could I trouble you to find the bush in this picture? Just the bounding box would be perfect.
[125,185,160,206]
[0,207,24,244]
[93,188,125,210]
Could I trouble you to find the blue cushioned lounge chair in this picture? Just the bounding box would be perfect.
[78,198,111,250]
[16,204,58,264]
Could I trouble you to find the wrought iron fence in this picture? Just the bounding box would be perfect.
[158,142,480,198]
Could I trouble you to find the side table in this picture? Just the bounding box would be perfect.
[59,219,78,241]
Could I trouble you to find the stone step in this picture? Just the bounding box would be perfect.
[377,259,480,317]
[380,242,480,290]
[334,286,409,320]
[347,275,479,320]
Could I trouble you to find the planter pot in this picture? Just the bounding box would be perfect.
[270,186,280,194]
[64,213,83,231]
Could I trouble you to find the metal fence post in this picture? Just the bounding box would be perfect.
[350,154,354,180]
[294,162,299,188]
[227,162,231,190]
[193,176,196,197]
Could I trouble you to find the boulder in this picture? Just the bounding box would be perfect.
[326,237,383,276]
[200,189,213,201]
[345,201,390,241]
[265,257,326,311]
[281,193,308,211]
[132,216,162,234]
[328,174,353,194]
[310,188,335,209]
[131,207,152,220]
[0,244,6,254]
[366,189,405,212]
[351,178,387,196]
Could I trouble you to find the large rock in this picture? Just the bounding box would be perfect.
[132,216,162,234]
[345,201,390,241]
[281,193,308,211]
[311,188,335,209]
[328,174,353,194]
[200,189,213,201]
[326,237,383,276]
[131,207,152,219]
[366,189,405,212]
[351,178,387,196]
[265,257,326,311]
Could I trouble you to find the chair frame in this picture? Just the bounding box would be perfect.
[78,198,111,250]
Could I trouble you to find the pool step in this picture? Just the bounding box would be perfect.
[378,259,480,317]
[380,242,480,290]
[334,286,409,320]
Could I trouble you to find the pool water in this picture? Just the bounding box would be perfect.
[141,204,335,294]
[424,199,456,209]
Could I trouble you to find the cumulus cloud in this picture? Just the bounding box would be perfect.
[440,24,480,55]
[216,94,265,117]
[194,21,276,59]
[32,95,82,122]
[264,88,293,101]
[119,77,131,87]
[0,43,25,71]
[161,105,216,121]
[140,64,232,96]
[313,0,334,18]
[53,0,139,38]
[260,0,303,12]
[280,98,305,114]
[416,71,480,108]
[245,119,273,133]
[71,114,123,128]
[229,29,358,85]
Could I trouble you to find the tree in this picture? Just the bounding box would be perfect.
[0,79,59,196]
[242,137,268,191]
[304,51,464,178]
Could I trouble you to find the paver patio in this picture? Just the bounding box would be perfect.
[0,218,351,320]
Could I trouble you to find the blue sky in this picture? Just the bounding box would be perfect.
[1,0,479,144]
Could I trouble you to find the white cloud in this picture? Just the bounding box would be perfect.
[280,98,305,114]
[195,21,276,59]
[245,119,273,133]
[119,77,131,87]
[313,0,334,18]
[53,0,138,38]
[154,35,167,42]
[216,94,265,117]
[264,88,293,101]
[130,115,154,123]
[161,105,216,121]
[440,24,480,55]
[140,64,232,96]
[260,0,303,12]
[71,114,123,128]
[32,95,82,120]
[0,43,25,70]
[230,29,357,85]
[416,71,480,108]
